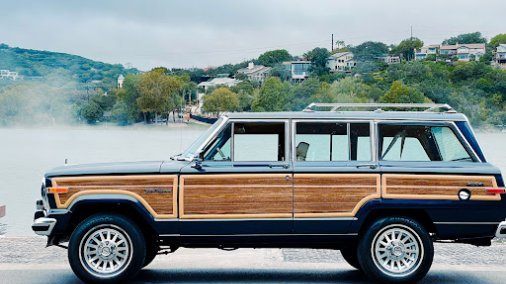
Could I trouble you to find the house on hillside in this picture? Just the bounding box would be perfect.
[440,43,486,61]
[283,60,311,81]
[415,44,440,60]
[494,44,506,69]
[379,55,401,64]
[0,70,19,80]
[236,62,271,83]
[197,77,242,93]
[326,52,356,72]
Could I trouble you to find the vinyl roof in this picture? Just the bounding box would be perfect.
[224,111,468,121]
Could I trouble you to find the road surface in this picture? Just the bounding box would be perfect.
[0,237,505,283]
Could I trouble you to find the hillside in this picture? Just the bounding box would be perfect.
[0,43,137,89]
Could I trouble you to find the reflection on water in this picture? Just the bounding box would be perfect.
[0,126,504,236]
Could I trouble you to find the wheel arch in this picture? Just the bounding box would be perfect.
[65,194,158,240]
[357,208,437,237]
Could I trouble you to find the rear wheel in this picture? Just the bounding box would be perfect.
[340,246,361,270]
[357,217,433,283]
[68,214,146,283]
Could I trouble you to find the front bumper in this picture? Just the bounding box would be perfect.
[32,217,57,236]
[496,221,506,238]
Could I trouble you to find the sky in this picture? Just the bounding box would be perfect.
[0,0,504,70]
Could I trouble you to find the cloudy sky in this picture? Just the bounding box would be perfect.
[0,0,503,70]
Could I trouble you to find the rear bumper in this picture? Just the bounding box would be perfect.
[496,221,506,238]
[32,217,57,236]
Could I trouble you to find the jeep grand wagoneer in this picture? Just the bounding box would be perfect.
[33,103,506,283]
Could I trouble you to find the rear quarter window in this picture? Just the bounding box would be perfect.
[379,124,474,162]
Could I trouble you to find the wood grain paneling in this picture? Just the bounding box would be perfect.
[51,175,178,218]
[294,174,380,217]
[382,174,500,201]
[180,174,292,218]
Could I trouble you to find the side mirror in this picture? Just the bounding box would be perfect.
[191,151,204,170]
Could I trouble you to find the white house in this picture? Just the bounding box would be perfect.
[326,52,356,72]
[415,44,440,60]
[117,74,124,88]
[440,43,486,61]
[197,77,242,93]
[0,70,19,80]
[495,44,506,69]
[236,62,271,83]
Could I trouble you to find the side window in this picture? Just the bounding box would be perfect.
[432,127,473,162]
[233,122,285,162]
[379,124,473,162]
[295,122,371,161]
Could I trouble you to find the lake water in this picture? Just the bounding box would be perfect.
[0,126,505,236]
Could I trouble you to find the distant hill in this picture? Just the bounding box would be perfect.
[0,43,138,89]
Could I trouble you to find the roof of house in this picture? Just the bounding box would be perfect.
[497,44,506,52]
[198,77,241,87]
[440,43,486,50]
[237,64,272,75]
[282,60,312,64]
[329,52,353,59]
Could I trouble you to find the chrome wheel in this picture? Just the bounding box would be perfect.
[79,224,133,278]
[371,224,424,277]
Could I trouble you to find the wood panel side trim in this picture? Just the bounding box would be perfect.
[51,175,178,219]
[293,174,381,218]
[382,174,500,201]
[179,174,293,219]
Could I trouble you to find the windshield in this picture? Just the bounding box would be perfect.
[179,117,225,160]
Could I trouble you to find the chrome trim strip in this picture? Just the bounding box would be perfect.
[169,217,358,222]
[160,233,358,237]
[434,222,500,225]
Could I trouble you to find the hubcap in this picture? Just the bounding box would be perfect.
[79,225,133,278]
[371,224,424,277]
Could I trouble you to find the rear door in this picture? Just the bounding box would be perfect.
[179,119,293,237]
[292,120,380,236]
[377,122,501,227]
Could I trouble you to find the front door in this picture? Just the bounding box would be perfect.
[292,121,380,236]
[179,120,293,238]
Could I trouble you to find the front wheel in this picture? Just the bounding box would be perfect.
[357,217,434,283]
[68,214,146,283]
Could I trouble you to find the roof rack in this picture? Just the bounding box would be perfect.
[303,103,456,113]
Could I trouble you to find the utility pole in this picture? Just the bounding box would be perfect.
[410,25,413,41]
[331,33,334,51]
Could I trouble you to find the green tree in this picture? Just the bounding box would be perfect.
[252,77,288,111]
[443,32,487,45]
[490,34,506,48]
[136,69,183,122]
[304,47,331,76]
[350,41,389,62]
[202,87,239,116]
[329,77,371,103]
[78,100,104,124]
[380,80,427,103]
[392,38,424,61]
[257,49,292,67]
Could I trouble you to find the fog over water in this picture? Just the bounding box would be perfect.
[0,126,504,236]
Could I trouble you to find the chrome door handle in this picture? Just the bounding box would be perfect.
[356,164,377,169]
[269,164,289,169]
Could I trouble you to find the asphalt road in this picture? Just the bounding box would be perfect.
[1,237,505,283]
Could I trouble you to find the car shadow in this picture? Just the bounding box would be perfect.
[130,267,492,284]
